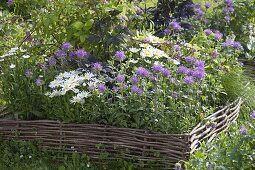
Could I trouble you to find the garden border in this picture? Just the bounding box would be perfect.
[0,98,242,169]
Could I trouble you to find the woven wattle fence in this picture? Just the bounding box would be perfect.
[0,98,242,169]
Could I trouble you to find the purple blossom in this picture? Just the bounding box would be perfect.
[40,64,48,70]
[115,51,126,61]
[211,50,219,57]
[136,67,150,77]
[224,15,231,22]
[224,0,233,6]
[116,74,125,83]
[131,85,143,95]
[183,76,194,84]
[172,92,178,98]
[25,70,33,78]
[185,56,194,63]
[130,76,139,84]
[62,42,72,49]
[112,86,119,92]
[48,58,57,66]
[98,84,106,92]
[76,49,88,58]
[204,29,213,35]
[152,64,163,72]
[35,79,43,86]
[144,37,151,43]
[193,4,201,9]
[250,111,255,119]
[177,66,190,74]
[228,7,235,13]
[161,68,171,77]
[192,68,205,80]
[169,21,182,30]
[7,0,14,6]
[135,6,143,15]
[88,85,95,91]
[169,78,176,83]
[239,125,247,135]
[149,75,157,82]
[205,3,211,8]
[195,9,204,18]
[214,30,223,40]
[194,60,205,68]
[223,8,229,13]
[69,51,76,58]
[164,28,171,35]
[56,50,67,57]
[93,62,102,71]
[207,162,214,169]
[231,41,242,49]
[174,45,181,51]
[222,40,232,48]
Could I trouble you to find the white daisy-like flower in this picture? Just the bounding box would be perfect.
[9,64,16,69]
[140,48,153,58]
[22,54,30,59]
[49,80,61,88]
[77,91,91,98]
[70,96,85,104]
[84,72,94,80]
[9,47,19,53]
[129,47,140,53]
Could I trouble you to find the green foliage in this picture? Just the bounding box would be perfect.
[185,117,255,169]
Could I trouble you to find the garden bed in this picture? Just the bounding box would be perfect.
[0,98,242,169]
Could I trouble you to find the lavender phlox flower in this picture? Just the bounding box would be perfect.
[144,37,151,43]
[161,68,171,77]
[211,50,219,57]
[194,60,205,68]
[135,6,143,15]
[205,3,211,8]
[92,62,102,71]
[204,29,213,35]
[56,50,67,57]
[69,51,76,58]
[112,86,119,92]
[35,79,43,86]
[224,15,230,22]
[239,125,247,135]
[76,49,88,58]
[250,111,255,119]
[62,42,72,50]
[231,41,242,49]
[183,76,194,84]
[116,74,125,83]
[136,67,150,77]
[152,63,163,72]
[228,7,235,13]
[224,0,233,6]
[164,28,171,35]
[48,58,57,66]
[174,45,181,51]
[223,8,229,13]
[130,76,139,84]
[7,0,14,6]
[25,70,33,78]
[177,66,190,74]
[192,68,205,80]
[214,30,223,40]
[131,85,143,95]
[115,51,126,61]
[98,84,106,92]
[169,21,182,30]
[185,56,194,63]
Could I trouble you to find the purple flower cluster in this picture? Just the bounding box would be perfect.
[224,0,233,6]
[130,76,139,84]
[35,79,43,86]
[152,64,171,77]
[250,111,255,119]
[136,67,150,77]
[169,21,182,30]
[131,85,143,95]
[56,50,67,57]
[135,6,143,15]
[204,29,213,36]
[98,84,106,92]
[222,40,242,49]
[116,74,125,83]
[115,51,126,61]
[76,49,88,58]
[62,42,72,50]
[93,62,103,71]
[239,125,246,135]
[164,28,171,35]
[214,30,223,40]
[205,3,211,8]
[25,70,33,78]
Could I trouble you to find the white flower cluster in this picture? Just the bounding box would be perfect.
[45,70,101,104]
[140,44,169,59]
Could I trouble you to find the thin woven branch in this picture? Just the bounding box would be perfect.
[0,98,241,169]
